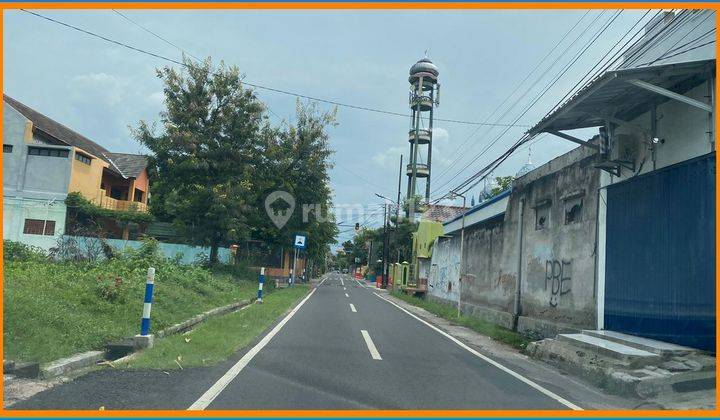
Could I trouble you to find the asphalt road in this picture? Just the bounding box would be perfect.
[11,273,578,410]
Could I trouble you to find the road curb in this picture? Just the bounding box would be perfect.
[38,298,255,379]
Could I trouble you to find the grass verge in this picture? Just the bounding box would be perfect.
[391,291,532,350]
[4,240,261,363]
[124,285,310,370]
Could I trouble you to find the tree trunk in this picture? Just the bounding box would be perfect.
[209,236,220,265]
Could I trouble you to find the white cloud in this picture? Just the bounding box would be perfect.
[71,73,129,107]
[371,145,405,167]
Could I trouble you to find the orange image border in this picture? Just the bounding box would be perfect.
[0,2,717,417]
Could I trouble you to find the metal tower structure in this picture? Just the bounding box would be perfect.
[406,55,439,220]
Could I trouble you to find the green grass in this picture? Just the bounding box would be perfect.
[124,285,310,370]
[3,241,261,364]
[392,291,532,350]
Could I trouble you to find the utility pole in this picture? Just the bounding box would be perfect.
[381,203,389,288]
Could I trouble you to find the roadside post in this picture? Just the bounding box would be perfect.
[257,267,265,303]
[293,233,307,286]
[133,267,156,350]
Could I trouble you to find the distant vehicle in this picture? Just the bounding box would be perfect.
[342,268,349,274]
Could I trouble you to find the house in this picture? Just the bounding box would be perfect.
[3,95,150,248]
[427,9,715,351]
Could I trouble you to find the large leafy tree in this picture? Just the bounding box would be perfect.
[134,58,267,263]
[244,101,338,272]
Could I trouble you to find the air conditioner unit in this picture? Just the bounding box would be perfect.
[610,133,639,166]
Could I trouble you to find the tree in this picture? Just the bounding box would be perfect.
[134,58,267,263]
[491,176,515,196]
[248,101,339,269]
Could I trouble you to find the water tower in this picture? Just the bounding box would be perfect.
[406,55,440,219]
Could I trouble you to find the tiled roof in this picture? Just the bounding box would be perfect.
[4,95,124,176]
[422,204,467,222]
[107,153,148,178]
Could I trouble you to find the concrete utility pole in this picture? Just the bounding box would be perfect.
[449,191,467,318]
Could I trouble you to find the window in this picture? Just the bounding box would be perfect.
[534,200,551,230]
[28,147,69,158]
[134,189,144,203]
[564,197,583,225]
[75,152,92,165]
[23,219,55,235]
[3,144,13,153]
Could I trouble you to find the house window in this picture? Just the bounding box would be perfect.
[75,152,92,165]
[565,197,583,225]
[134,189,144,203]
[23,219,55,235]
[3,144,13,153]
[28,147,69,158]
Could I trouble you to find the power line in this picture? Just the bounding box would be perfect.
[112,10,202,62]
[435,10,625,196]
[430,10,592,185]
[21,9,529,129]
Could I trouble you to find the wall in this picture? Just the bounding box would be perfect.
[428,236,460,303]
[429,144,601,335]
[103,238,232,265]
[3,104,71,201]
[68,147,107,201]
[511,146,600,336]
[596,78,715,329]
[3,197,67,249]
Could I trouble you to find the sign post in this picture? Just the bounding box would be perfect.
[292,233,307,285]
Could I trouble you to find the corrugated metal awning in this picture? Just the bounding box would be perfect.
[529,59,714,135]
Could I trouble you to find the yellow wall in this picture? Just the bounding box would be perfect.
[68,147,107,202]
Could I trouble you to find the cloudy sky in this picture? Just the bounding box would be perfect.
[5,9,651,245]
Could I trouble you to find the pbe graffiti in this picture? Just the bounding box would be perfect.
[545,259,571,307]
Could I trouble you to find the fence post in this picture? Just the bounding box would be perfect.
[134,267,156,349]
[257,267,265,304]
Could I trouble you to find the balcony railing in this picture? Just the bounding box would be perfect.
[93,189,148,213]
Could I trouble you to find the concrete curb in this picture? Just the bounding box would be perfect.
[156,298,253,338]
[39,298,255,378]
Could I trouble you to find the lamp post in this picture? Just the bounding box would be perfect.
[375,193,396,289]
[448,191,467,318]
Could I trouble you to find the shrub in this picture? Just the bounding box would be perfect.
[3,240,47,262]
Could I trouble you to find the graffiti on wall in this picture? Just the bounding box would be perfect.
[545,259,571,307]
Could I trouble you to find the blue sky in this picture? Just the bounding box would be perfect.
[4,9,651,246]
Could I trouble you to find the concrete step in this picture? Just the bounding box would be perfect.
[581,330,696,356]
[557,333,661,365]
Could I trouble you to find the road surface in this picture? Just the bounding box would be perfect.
[11,273,580,410]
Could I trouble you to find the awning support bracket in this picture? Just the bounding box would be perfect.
[626,79,712,113]
[547,130,600,151]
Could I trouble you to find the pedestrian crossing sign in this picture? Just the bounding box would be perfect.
[293,234,307,249]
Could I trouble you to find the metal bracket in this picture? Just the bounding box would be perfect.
[626,79,712,113]
[548,130,600,151]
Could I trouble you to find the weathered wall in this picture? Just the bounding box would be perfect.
[511,147,600,336]
[431,144,601,336]
[428,235,460,303]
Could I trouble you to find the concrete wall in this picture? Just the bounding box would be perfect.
[511,145,600,336]
[3,197,67,249]
[429,144,601,335]
[428,235,460,303]
[3,105,71,248]
[104,238,232,265]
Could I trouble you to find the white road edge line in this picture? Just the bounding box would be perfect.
[345,293,349,298]
[318,277,327,286]
[361,330,382,360]
[372,292,582,411]
[341,278,344,286]
[343,287,346,290]
[349,303,357,313]
[187,288,317,410]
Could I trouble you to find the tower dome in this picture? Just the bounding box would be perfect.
[409,57,439,77]
[515,150,535,178]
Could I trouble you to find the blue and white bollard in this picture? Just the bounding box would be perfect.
[257,267,265,304]
[134,267,156,349]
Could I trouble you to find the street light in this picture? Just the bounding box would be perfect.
[448,190,467,319]
[374,193,395,289]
